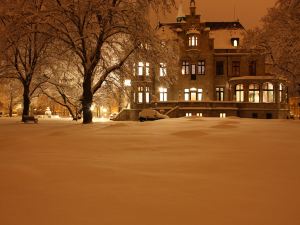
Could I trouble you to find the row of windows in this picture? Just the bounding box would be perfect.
[216,60,256,76]
[134,60,257,78]
[134,83,286,104]
[134,62,167,77]
[182,61,205,75]
[235,83,286,103]
[181,60,257,77]
[188,36,239,47]
[133,87,225,103]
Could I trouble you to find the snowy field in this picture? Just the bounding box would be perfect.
[0,117,300,225]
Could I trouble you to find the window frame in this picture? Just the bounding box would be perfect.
[159,87,168,102]
[249,83,260,103]
[262,82,274,103]
[198,60,205,75]
[232,61,240,76]
[182,61,189,75]
[235,84,244,102]
[216,87,224,101]
[216,61,224,75]
[249,61,256,76]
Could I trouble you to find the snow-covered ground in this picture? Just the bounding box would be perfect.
[0,117,299,225]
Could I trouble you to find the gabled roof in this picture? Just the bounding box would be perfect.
[205,22,244,30]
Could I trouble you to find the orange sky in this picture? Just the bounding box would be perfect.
[157,0,277,28]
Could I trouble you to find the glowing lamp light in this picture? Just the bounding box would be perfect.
[102,108,107,113]
[124,79,131,87]
[90,104,95,111]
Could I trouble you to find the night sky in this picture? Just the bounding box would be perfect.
[158,0,277,28]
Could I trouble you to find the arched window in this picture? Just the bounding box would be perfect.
[262,82,274,103]
[189,36,198,46]
[249,84,260,103]
[235,84,244,102]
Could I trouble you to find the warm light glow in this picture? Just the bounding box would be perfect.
[159,87,167,102]
[220,113,226,118]
[124,79,131,87]
[233,39,238,47]
[160,63,167,76]
[90,104,95,111]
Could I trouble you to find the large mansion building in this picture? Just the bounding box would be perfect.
[125,0,290,119]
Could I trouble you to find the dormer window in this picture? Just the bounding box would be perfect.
[231,38,239,47]
[189,36,198,46]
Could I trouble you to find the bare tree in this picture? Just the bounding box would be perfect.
[40,56,83,120]
[41,0,175,124]
[0,0,53,121]
[0,80,22,116]
[243,0,300,95]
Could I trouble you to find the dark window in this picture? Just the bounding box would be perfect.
[182,61,189,75]
[198,60,205,75]
[191,74,196,80]
[232,61,240,76]
[249,61,256,75]
[216,61,224,75]
[252,113,258,119]
[266,113,273,119]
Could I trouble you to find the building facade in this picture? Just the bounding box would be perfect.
[128,0,289,119]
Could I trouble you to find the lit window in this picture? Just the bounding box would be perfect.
[220,113,226,118]
[198,60,205,75]
[249,84,260,103]
[196,113,203,117]
[235,84,244,102]
[146,62,150,76]
[138,86,143,103]
[182,61,189,75]
[184,89,190,101]
[145,87,150,103]
[190,88,197,101]
[159,87,167,102]
[184,88,202,101]
[279,83,286,103]
[216,87,224,101]
[186,113,192,117]
[231,38,239,47]
[124,79,131,87]
[191,64,196,75]
[189,36,198,46]
[160,63,167,77]
[198,89,203,101]
[138,62,144,76]
[263,82,274,103]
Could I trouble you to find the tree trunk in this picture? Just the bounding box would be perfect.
[9,94,13,117]
[22,85,30,122]
[82,77,93,124]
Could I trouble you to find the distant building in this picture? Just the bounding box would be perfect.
[126,0,289,119]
